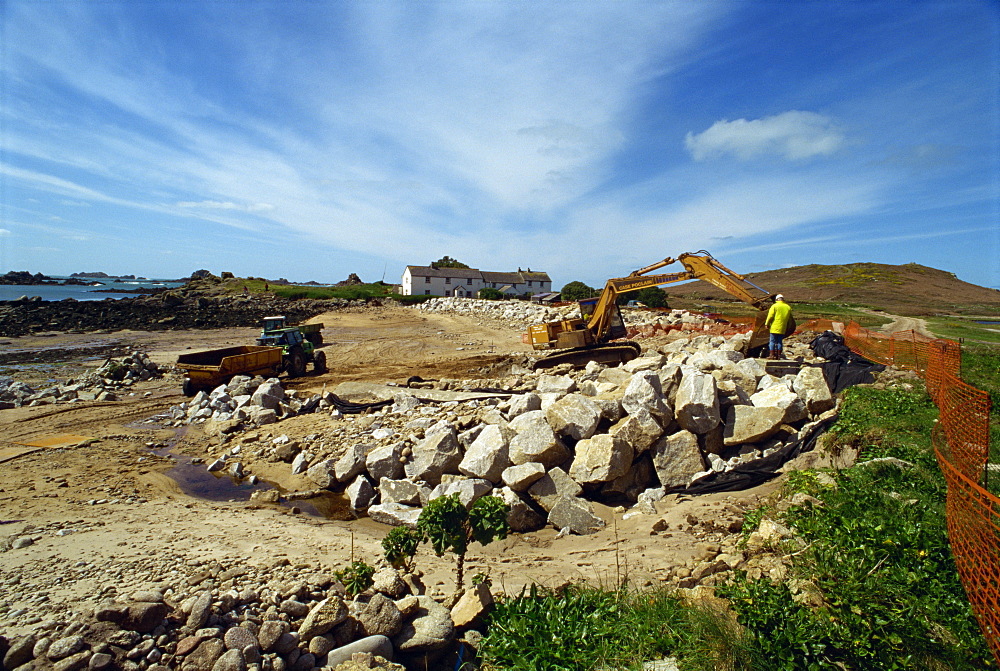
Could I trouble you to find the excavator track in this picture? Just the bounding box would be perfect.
[532,341,642,371]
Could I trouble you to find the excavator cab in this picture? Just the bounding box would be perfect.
[579,298,627,341]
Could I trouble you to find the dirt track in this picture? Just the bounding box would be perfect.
[0,306,779,639]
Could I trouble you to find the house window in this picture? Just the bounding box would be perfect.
[425,276,431,284]
[445,277,451,284]
[467,278,472,285]
[445,289,451,296]
[491,283,495,288]
[424,290,430,295]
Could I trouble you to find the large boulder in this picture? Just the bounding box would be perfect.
[428,477,493,509]
[545,394,602,441]
[495,486,546,532]
[305,459,338,490]
[508,410,569,468]
[609,408,663,454]
[379,478,425,506]
[535,375,577,395]
[793,366,835,415]
[547,495,606,535]
[501,462,546,492]
[393,595,455,653]
[366,443,404,481]
[528,467,583,512]
[621,371,672,422]
[335,443,370,483]
[458,424,510,483]
[651,430,706,489]
[568,434,633,486]
[750,385,808,424]
[405,427,463,486]
[674,370,721,434]
[723,405,788,446]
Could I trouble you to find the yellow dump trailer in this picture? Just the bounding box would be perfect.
[176,345,282,396]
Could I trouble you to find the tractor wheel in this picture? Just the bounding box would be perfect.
[286,348,307,378]
[182,379,196,397]
[313,350,327,374]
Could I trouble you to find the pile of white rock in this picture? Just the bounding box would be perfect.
[0,351,162,408]
[416,297,576,330]
[214,332,836,537]
[415,296,716,336]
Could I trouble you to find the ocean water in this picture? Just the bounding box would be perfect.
[0,276,185,302]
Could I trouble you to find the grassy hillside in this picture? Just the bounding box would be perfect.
[664,262,1000,317]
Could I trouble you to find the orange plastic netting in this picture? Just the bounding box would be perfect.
[844,322,999,663]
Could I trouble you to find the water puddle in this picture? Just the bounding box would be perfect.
[142,424,355,520]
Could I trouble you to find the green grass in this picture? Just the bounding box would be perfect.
[961,343,1000,469]
[927,318,1000,344]
[219,278,434,304]
[479,584,749,671]
[478,383,997,670]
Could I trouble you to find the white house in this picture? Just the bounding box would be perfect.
[401,265,552,297]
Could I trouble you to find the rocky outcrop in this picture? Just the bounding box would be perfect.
[0,291,339,337]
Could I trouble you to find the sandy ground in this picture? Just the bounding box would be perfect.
[0,306,779,638]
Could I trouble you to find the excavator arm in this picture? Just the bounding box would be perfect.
[530,250,775,369]
[586,251,771,343]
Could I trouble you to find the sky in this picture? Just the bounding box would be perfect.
[1,1,998,291]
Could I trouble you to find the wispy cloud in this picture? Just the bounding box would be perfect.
[685,111,846,161]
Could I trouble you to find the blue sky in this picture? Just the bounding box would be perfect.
[1,1,998,291]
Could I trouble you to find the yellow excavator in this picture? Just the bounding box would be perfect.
[528,251,775,369]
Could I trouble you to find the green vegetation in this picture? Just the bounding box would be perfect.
[479,585,708,671]
[560,281,598,301]
[927,317,1000,344]
[478,287,507,300]
[962,343,1000,468]
[803,263,906,289]
[382,526,422,571]
[416,494,510,589]
[223,277,433,304]
[335,560,375,597]
[617,286,669,308]
[431,255,470,269]
[479,382,996,670]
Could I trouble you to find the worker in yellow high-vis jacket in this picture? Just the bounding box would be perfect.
[764,294,793,359]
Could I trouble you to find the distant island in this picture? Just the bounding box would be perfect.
[0,271,96,286]
[70,272,149,280]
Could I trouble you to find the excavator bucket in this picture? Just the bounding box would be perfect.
[746,310,771,358]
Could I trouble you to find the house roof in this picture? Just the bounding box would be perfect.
[406,266,483,280]
[406,265,551,283]
[481,271,521,284]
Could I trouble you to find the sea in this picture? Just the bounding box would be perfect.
[0,276,186,302]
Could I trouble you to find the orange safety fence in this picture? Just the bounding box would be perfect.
[844,321,1000,664]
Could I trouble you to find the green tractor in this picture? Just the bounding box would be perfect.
[256,323,326,378]
[260,315,324,346]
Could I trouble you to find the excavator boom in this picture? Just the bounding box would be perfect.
[530,251,774,369]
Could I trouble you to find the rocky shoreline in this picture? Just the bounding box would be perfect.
[0,295,342,338]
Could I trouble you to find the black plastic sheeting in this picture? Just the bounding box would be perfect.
[809,330,885,393]
[677,415,838,495]
[329,394,393,414]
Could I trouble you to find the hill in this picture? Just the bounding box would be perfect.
[663,262,1000,317]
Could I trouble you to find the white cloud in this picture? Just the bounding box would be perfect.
[685,111,846,161]
[176,201,275,213]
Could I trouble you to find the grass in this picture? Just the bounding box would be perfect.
[961,343,1000,470]
[478,584,748,671]
[477,382,998,670]
[219,278,434,304]
[665,296,893,329]
[927,318,1000,345]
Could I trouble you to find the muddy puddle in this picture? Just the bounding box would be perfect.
[146,425,355,521]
